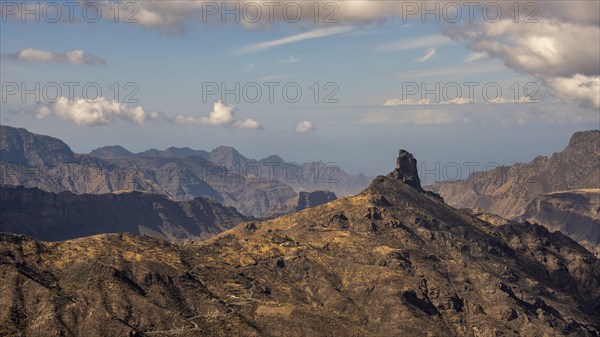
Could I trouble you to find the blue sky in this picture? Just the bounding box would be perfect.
[1,1,599,177]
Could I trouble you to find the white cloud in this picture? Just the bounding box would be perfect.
[175,100,263,129]
[278,54,302,64]
[486,96,538,104]
[464,20,598,78]
[235,26,354,54]
[295,120,316,133]
[450,17,600,107]
[13,1,596,37]
[376,34,452,52]
[546,75,600,108]
[384,98,431,106]
[235,119,263,129]
[2,48,106,65]
[416,48,436,63]
[35,97,155,126]
[464,52,487,63]
[244,63,256,72]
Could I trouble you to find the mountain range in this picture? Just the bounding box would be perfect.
[1,149,598,336]
[0,186,337,243]
[89,144,372,198]
[0,125,369,217]
[428,130,600,256]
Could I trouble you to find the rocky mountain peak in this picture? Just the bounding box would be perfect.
[89,145,134,158]
[567,130,600,150]
[0,125,77,167]
[390,149,421,189]
[383,149,443,201]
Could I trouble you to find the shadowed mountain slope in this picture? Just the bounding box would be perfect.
[0,185,249,242]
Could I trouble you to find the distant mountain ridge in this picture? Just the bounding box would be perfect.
[428,130,600,256]
[0,125,78,167]
[0,125,363,217]
[0,185,249,242]
[89,144,372,198]
[429,130,599,218]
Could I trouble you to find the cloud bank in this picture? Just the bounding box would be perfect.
[445,10,599,108]
[5,1,597,108]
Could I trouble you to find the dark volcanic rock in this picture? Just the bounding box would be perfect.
[295,190,337,211]
[390,149,421,189]
[429,130,600,218]
[389,149,443,200]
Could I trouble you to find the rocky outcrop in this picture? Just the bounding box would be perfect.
[1,149,598,336]
[295,190,337,211]
[390,149,443,200]
[390,149,421,189]
[0,185,249,242]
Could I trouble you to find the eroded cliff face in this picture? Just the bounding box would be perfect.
[428,130,600,254]
[521,189,600,256]
[1,150,598,337]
